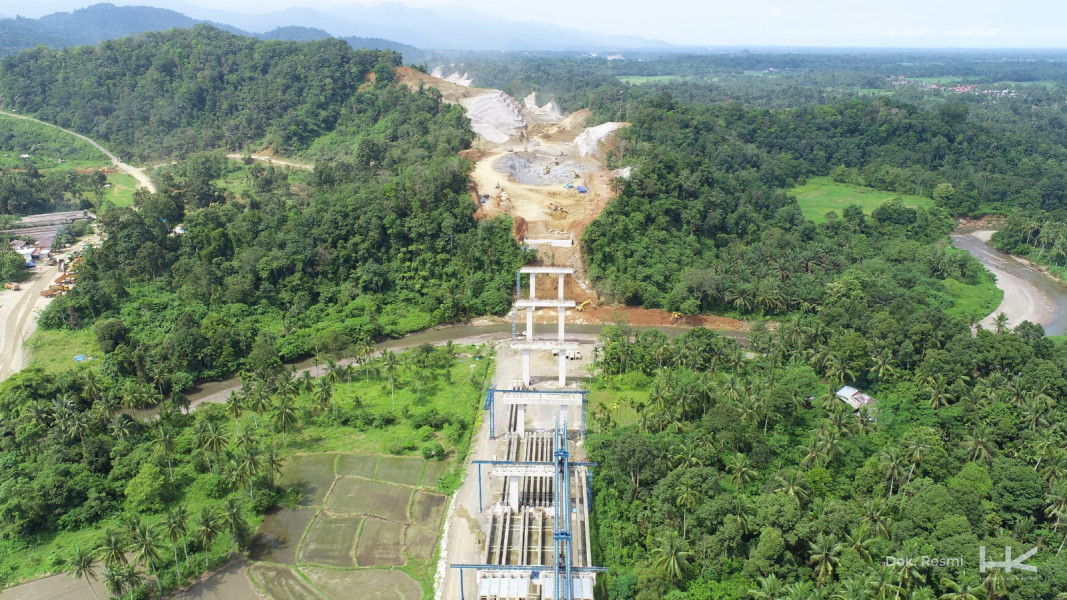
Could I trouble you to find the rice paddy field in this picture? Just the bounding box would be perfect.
[246,452,450,600]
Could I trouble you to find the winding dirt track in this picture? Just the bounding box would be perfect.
[0,109,156,193]
[224,152,313,171]
[0,107,150,382]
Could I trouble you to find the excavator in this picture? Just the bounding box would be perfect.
[576,300,592,312]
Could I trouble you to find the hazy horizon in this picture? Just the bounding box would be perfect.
[8,0,1067,49]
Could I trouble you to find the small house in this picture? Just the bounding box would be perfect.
[836,386,877,411]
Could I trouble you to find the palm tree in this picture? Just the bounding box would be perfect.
[195,507,222,569]
[825,354,856,386]
[110,414,135,439]
[129,521,163,594]
[355,339,374,381]
[99,528,127,568]
[117,564,143,597]
[263,446,284,486]
[222,497,247,557]
[163,505,190,577]
[1045,480,1067,554]
[880,447,906,496]
[675,483,699,537]
[817,429,844,464]
[314,377,334,415]
[67,546,100,600]
[63,409,91,462]
[896,540,927,592]
[239,446,261,500]
[225,391,244,435]
[869,348,896,379]
[904,437,930,485]
[154,424,176,482]
[272,395,299,445]
[938,574,986,600]
[202,422,228,473]
[993,312,1009,334]
[726,452,755,489]
[977,563,1002,597]
[102,566,125,600]
[774,468,810,504]
[384,350,399,410]
[843,523,876,565]
[732,494,752,534]
[649,530,690,581]
[750,574,784,599]
[247,384,270,429]
[808,533,841,585]
[832,577,870,600]
[965,423,996,463]
[862,498,890,539]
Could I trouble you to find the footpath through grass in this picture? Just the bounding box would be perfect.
[789,176,933,224]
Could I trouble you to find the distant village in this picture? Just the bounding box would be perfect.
[891,75,1020,98]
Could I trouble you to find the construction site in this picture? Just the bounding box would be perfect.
[439,265,602,600]
[397,67,746,333]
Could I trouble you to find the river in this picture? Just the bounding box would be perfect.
[116,322,744,418]
[950,228,1067,336]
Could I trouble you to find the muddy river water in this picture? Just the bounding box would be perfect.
[951,228,1067,335]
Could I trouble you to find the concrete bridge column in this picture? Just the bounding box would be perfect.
[522,350,531,386]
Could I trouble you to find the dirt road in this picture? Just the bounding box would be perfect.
[224,153,313,171]
[0,262,63,381]
[0,109,155,193]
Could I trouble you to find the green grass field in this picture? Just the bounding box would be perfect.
[940,271,1002,322]
[0,114,108,170]
[24,327,102,374]
[103,172,140,208]
[789,177,934,224]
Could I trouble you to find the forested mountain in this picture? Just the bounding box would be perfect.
[0,3,210,57]
[11,29,525,384]
[0,26,408,161]
[256,25,425,57]
[582,94,1067,311]
[0,4,425,66]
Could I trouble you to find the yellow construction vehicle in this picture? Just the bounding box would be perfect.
[671,312,682,319]
[576,300,592,312]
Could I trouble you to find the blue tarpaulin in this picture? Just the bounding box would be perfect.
[576,186,588,193]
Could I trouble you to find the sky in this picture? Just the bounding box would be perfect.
[10,0,1067,47]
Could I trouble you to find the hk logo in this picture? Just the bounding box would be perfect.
[979,546,1037,573]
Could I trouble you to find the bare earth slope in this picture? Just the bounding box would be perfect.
[397,67,746,331]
